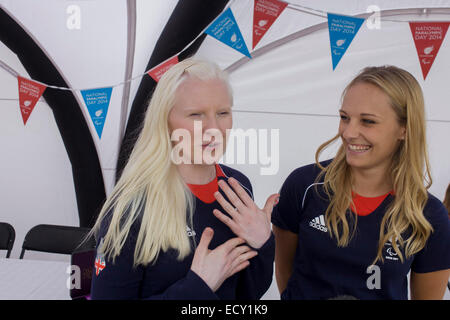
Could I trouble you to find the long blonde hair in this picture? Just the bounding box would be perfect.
[90,59,232,267]
[315,66,433,264]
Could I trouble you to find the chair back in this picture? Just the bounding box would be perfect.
[0,222,15,258]
[20,224,95,259]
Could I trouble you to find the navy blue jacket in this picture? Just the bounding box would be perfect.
[91,164,274,300]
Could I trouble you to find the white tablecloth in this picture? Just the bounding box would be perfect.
[0,258,71,300]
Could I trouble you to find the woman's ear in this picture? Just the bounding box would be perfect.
[399,126,406,141]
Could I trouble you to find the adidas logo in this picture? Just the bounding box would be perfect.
[309,215,328,232]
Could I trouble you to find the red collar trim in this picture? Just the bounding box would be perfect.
[215,163,226,178]
[187,164,225,203]
[351,191,393,216]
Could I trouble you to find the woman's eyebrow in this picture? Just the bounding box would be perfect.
[339,109,380,118]
[360,113,381,118]
[182,106,202,111]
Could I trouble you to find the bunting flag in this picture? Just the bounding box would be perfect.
[205,7,251,58]
[17,76,47,125]
[6,6,450,115]
[252,0,287,49]
[81,87,113,139]
[409,22,449,80]
[147,55,179,82]
[327,13,365,70]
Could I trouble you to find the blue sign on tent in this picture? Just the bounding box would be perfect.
[205,7,251,58]
[328,13,365,70]
[81,87,112,139]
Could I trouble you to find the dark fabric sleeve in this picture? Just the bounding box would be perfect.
[411,200,450,273]
[90,216,144,300]
[235,232,275,300]
[271,169,303,234]
[145,270,219,300]
[90,215,219,300]
[234,180,275,300]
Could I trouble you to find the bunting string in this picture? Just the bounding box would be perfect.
[1,0,449,91]
[1,0,450,133]
[0,0,237,92]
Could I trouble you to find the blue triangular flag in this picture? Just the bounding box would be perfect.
[205,8,251,58]
[328,13,365,70]
[81,87,112,139]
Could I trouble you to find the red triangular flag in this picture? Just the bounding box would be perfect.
[409,22,449,80]
[252,0,287,49]
[147,56,179,82]
[17,76,47,125]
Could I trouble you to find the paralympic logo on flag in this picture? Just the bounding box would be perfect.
[81,87,113,139]
[328,13,365,70]
[205,7,252,58]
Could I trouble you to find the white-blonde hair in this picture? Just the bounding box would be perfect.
[90,58,231,266]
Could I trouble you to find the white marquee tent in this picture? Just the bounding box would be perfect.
[0,0,449,300]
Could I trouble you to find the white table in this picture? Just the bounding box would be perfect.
[0,258,71,300]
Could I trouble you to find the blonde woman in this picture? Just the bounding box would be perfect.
[272,66,450,300]
[90,59,278,299]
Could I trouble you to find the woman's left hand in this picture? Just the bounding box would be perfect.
[213,177,279,249]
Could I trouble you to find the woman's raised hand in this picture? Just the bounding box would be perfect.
[213,177,279,249]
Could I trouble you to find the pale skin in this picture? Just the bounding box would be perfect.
[274,82,450,299]
[168,76,278,292]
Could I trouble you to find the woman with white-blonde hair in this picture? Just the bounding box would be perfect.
[89,58,278,299]
[272,65,450,299]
